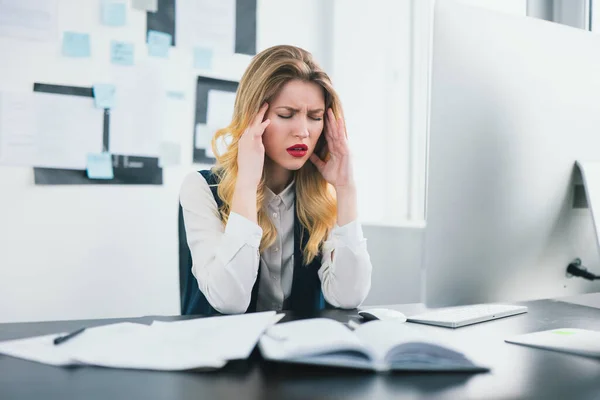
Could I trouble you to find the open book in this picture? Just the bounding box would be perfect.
[259,318,489,372]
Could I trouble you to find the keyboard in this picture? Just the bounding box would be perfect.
[407,304,528,328]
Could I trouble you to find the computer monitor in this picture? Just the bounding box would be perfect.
[423,0,600,308]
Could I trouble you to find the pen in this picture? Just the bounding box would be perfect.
[53,327,86,345]
[345,320,361,331]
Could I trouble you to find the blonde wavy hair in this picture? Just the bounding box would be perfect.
[210,45,344,264]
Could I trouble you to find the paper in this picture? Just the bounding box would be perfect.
[0,0,58,41]
[109,65,164,156]
[195,123,215,157]
[92,84,116,109]
[207,90,236,129]
[132,0,158,12]
[0,91,104,169]
[193,47,213,70]
[0,313,279,371]
[0,332,78,367]
[0,322,221,371]
[69,322,226,371]
[111,41,134,65]
[101,0,127,26]
[149,312,281,361]
[158,142,181,167]
[195,123,233,159]
[0,92,37,165]
[86,153,114,179]
[176,0,236,53]
[62,32,91,58]
[34,93,104,169]
[505,328,600,358]
[147,30,172,58]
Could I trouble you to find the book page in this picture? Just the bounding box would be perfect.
[258,318,373,361]
[354,321,488,371]
[354,321,463,360]
[353,320,417,361]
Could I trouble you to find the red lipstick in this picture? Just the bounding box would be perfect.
[286,144,308,158]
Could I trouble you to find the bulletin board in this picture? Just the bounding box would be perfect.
[31,83,163,185]
[0,0,258,185]
[147,0,257,55]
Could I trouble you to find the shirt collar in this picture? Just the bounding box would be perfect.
[265,180,295,210]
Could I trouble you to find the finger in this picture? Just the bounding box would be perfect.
[324,110,336,150]
[326,110,340,153]
[255,119,270,137]
[319,141,329,158]
[338,115,347,140]
[328,109,339,141]
[328,116,340,156]
[336,117,349,151]
[309,153,326,170]
[326,109,336,139]
[252,103,269,126]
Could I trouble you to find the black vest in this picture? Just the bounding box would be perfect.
[180,170,328,316]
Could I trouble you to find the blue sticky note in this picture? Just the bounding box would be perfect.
[101,0,127,27]
[166,90,185,100]
[62,32,91,58]
[193,47,213,70]
[93,84,116,109]
[86,153,114,179]
[147,30,172,58]
[111,41,134,65]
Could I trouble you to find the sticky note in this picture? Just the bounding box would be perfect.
[159,142,181,167]
[147,30,172,58]
[62,32,91,58]
[101,0,127,27]
[552,330,576,335]
[92,84,116,109]
[193,47,213,70]
[110,41,134,65]
[86,153,114,179]
[132,0,158,12]
[166,90,185,100]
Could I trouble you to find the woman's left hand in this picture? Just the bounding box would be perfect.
[310,109,355,190]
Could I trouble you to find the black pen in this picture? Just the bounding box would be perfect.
[53,327,86,345]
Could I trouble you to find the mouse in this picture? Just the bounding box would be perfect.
[358,308,407,322]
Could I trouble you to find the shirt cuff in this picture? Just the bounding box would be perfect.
[225,212,263,248]
[331,220,366,249]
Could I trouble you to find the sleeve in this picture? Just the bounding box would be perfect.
[179,172,263,314]
[318,220,373,309]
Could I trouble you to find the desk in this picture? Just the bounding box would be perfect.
[1,295,600,400]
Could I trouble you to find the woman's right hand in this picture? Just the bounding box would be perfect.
[236,103,271,189]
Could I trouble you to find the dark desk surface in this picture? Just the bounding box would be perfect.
[1,296,600,400]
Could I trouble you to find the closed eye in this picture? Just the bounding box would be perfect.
[278,114,292,119]
[310,117,323,121]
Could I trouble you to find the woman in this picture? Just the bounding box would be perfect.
[180,45,372,315]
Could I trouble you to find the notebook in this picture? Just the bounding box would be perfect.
[258,318,489,372]
[0,312,283,371]
[505,328,600,358]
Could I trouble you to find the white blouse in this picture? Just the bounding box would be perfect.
[179,171,372,314]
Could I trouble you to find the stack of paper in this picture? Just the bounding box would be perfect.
[0,312,282,371]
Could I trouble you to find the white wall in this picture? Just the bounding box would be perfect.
[0,0,333,323]
[330,0,413,224]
